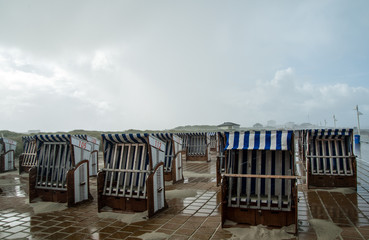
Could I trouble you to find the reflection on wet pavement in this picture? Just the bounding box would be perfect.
[1,153,369,239]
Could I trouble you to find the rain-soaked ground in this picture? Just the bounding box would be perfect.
[1,144,369,239]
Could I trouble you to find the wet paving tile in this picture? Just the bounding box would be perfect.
[3,156,369,239]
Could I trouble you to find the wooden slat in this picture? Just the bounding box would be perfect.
[335,140,342,175]
[129,145,139,198]
[314,139,320,174]
[275,151,282,209]
[109,144,119,195]
[246,150,252,207]
[256,151,261,209]
[341,140,348,175]
[64,149,72,187]
[115,145,125,196]
[328,140,334,174]
[306,155,355,158]
[227,151,234,207]
[236,151,242,207]
[137,145,146,198]
[224,173,299,179]
[122,145,132,196]
[141,144,148,198]
[53,144,62,187]
[266,151,272,209]
[60,144,68,187]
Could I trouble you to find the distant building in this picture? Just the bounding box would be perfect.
[253,123,263,129]
[266,120,276,127]
[285,122,296,130]
[217,122,240,130]
[299,123,315,129]
[28,130,40,134]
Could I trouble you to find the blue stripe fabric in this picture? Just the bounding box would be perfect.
[224,132,230,150]
[225,131,292,150]
[243,132,250,149]
[121,134,130,143]
[74,134,86,140]
[308,129,352,136]
[276,131,282,150]
[254,131,260,150]
[150,133,173,142]
[233,132,240,149]
[265,131,271,150]
[36,135,71,143]
[102,133,149,144]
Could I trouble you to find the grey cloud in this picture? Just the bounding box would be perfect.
[1,1,369,131]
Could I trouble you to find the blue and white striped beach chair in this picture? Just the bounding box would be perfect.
[222,130,297,231]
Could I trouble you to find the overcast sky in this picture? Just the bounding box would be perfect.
[1,1,369,132]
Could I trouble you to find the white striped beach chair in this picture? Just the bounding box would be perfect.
[179,132,210,161]
[0,137,17,172]
[304,129,356,188]
[98,134,167,217]
[151,133,183,183]
[19,136,37,174]
[29,135,92,206]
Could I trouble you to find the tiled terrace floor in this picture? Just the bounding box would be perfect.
[1,153,369,239]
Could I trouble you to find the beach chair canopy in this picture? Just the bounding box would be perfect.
[74,135,101,146]
[307,129,353,137]
[22,136,35,150]
[225,130,293,151]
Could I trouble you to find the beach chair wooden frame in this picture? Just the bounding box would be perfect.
[304,129,357,188]
[0,137,17,173]
[216,132,226,186]
[19,136,37,174]
[29,135,92,206]
[152,133,183,183]
[221,131,298,232]
[98,134,168,217]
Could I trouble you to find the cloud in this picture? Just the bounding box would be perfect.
[232,68,369,127]
[0,1,368,131]
[0,48,114,131]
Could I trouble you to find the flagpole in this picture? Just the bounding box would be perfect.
[333,115,337,128]
[356,105,361,135]
[354,105,362,156]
